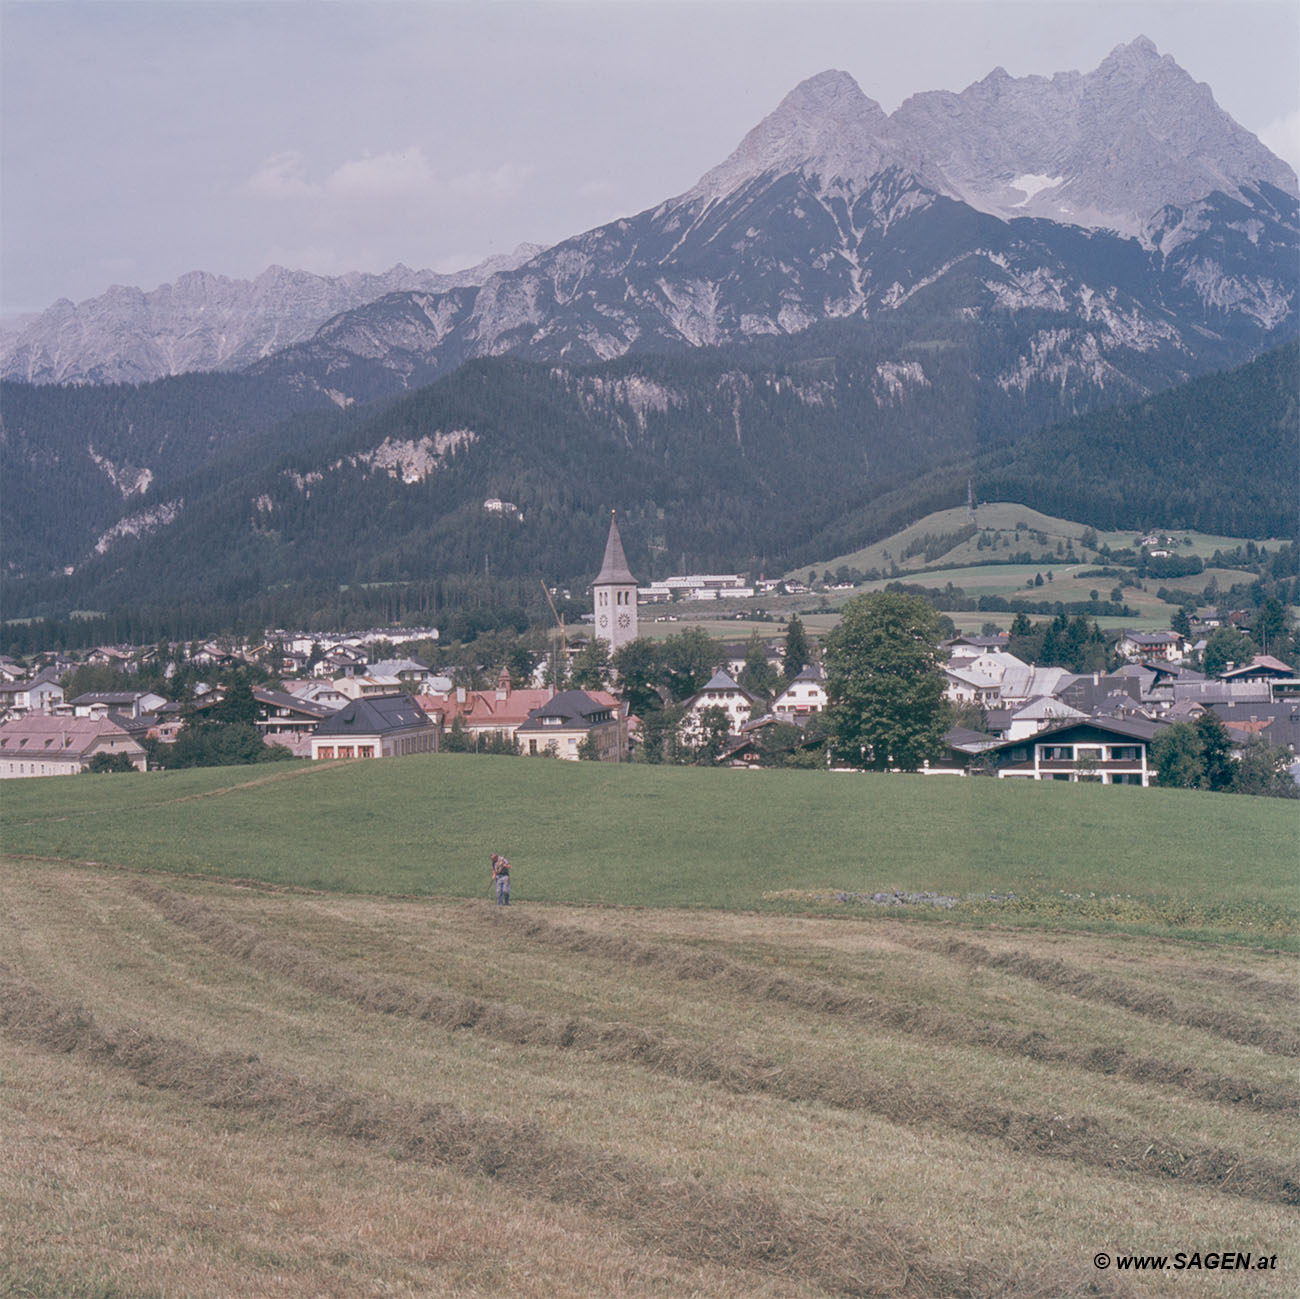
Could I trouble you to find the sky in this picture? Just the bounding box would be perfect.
[2,0,1298,320]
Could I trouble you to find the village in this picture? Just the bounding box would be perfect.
[1,516,1296,791]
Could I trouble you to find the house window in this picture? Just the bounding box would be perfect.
[1040,745,1074,761]
[1075,747,1102,762]
[358,745,375,758]
[1108,745,1142,762]
[529,739,538,755]
[338,746,354,758]
[318,746,334,759]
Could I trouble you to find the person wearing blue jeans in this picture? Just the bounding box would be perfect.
[491,853,511,906]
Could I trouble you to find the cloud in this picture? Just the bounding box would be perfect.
[448,161,534,202]
[245,147,437,203]
[245,151,319,200]
[1258,110,1300,176]
[326,147,437,201]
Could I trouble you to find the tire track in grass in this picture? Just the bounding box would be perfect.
[3,761,338,827]
[903,936,1300,1058]
[136,886,1300,1207]
[0,965,1124,1299]
[484,908,1298,1114]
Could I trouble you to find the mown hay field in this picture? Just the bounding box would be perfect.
[2,761,1297,1296]
[2,862,1297,1298]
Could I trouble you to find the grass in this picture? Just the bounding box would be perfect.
[2,864,1296,1297]
[792,503,1285,584]
[602,503,1278,640]
[3,757,1297,942]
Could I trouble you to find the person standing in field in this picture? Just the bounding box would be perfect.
[491,853,511,906]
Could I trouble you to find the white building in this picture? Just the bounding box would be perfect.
[772,666,828,720]
[640,574,754,602]
[681,671,759,740]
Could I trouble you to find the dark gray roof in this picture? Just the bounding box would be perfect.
[516,690,614,730]
[1208,701,1300,752]
[253,687,334,719]
[1055,673,1144,714]
[315,693,431,736]
[593,514,637,586]
[983,715,1166,754]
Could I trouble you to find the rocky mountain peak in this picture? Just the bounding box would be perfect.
[1097,34,1162,72]
[892,36,1297,237]
[685,68,933,201]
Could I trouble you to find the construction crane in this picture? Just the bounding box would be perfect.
[539,580,567,691]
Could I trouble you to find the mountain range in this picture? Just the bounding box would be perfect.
[2,37,1296,632]
[0,247,545,386]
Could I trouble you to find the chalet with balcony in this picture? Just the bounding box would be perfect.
[984,717,1164,786]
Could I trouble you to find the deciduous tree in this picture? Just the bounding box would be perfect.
[822,592,946,771]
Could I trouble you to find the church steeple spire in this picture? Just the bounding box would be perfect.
[594,511,637,586]
[592,511,639,650]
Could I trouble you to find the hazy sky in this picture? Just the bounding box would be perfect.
[3,0,1297,318]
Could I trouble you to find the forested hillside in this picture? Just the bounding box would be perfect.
[0,373,347,576]
[3,341,1295,639]
[793,340,1300,566]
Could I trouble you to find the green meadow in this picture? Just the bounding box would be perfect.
[4,756,1296,943]
[649,503,1269,638]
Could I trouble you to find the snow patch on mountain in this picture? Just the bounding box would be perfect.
[1010,174,1064,206]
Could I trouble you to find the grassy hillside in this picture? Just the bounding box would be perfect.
[795,502,1281,583]
[4,757,1296,943]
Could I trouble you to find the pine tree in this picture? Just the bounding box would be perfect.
[782,616,810,683]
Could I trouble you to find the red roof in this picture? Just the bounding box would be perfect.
[418,687,554,729]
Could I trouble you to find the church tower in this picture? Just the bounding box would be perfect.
[592,512,639,652]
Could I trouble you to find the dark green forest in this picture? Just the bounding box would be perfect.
[792,340,1300,565]
[2,336,1296,643]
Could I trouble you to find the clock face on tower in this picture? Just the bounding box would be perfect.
[598,615,608,628]
[617,613,631,628]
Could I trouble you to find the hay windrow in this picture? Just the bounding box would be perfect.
[0,964,1126,1299]
[478,906,1297,1114]
[134,885,1299,1207]
[905,935,1300,1058]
